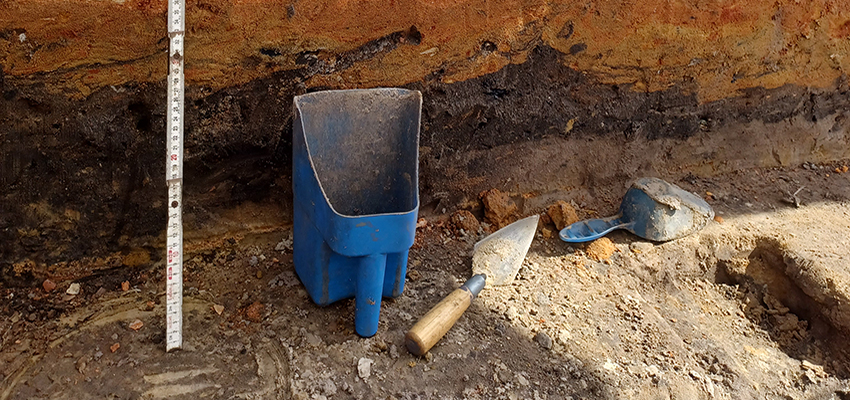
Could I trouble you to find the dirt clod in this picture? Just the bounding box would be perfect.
[547,200,579,230]
[42,279,56,292]
[480,189,518,228]
[245,302,265,322]
[129,319,144,331]
[585,238,616,261]
[450,210,480,234]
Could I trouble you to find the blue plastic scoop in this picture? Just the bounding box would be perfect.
[559,177,714,243]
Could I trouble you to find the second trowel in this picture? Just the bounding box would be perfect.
[405,215,539,355]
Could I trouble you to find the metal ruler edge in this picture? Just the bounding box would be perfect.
[165,0,185,352]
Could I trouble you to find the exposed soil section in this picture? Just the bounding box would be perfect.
[3,0,850,102]
[3,45,850,283]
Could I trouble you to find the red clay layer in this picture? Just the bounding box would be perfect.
[3,0,850,101]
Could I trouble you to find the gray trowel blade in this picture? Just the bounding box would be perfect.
[472,215,539,286]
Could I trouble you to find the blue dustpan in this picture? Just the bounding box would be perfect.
[292,88,421,337]
[559,178,714,243]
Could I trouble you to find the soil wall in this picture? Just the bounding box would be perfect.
[2,0,850,282]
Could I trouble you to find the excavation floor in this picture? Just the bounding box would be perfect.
[3,163,850,400]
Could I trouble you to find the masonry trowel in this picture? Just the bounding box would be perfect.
[405,215,539,355]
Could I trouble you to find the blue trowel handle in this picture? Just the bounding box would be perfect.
[559,215,635,243]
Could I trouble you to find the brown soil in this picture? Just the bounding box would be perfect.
[450,210,481,235]
[584,238,616,261]
[480,188,518,229]
[547,200,580,231]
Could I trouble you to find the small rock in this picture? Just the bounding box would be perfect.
[534,331,552,350]
[275,237,292,252]
[66,283,81,295]
[372,338,388,352]
[533,292,550,306]
[110,343,120,353]
[129,319,144,331]
[322,379,337,396]
[603,360,618,371]
[213,304,224,315]
[451,210,480,234]
[424,352,433,362]
[505,306,519,321]
[515,373,530,386]
[76,358,87,374]
[95,287,107,297]
[480,189,518,228]
[42,279,57,292]
[629,242,654,254]
[557,330,571,345]
[585,238,616,261]
[801,360,824,374]
[389,344,399,359]
[407,270,422,281]
[547,201,579,230]
[121,281,130,291]
[357,357,373,380]
[26,312,37,322]
[94,351,103,360]
[245,302,265,322]
[646,365,660,376]
[249,256,259,267]
[305,332,322,347]
[714,215,724,224]
[111,333,119,340]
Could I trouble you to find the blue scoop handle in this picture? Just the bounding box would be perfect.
[559,215,636,243]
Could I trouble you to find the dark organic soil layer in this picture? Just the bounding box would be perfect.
[2,46,849,283]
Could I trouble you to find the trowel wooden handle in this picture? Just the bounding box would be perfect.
[405,275,485,356]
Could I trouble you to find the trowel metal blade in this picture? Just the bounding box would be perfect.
[472,215,539,286]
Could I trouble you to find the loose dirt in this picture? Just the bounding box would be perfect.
[3,162,850,399]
